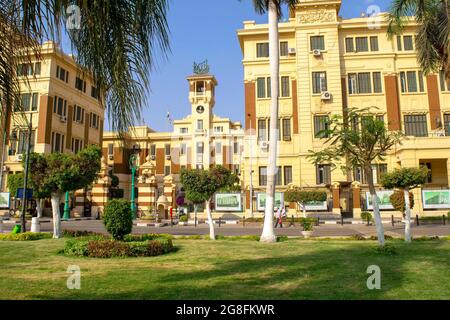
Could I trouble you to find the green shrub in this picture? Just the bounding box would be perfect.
[179,215,188,222]
[0,232,52,241]
[373,244,397,255]
[62,230,105,238]
[360,211,373,222]
[64,239,90,256]
[87,239,173,258]
[301,220,314,231]
[103,199,133,240]
[447,212,450,218]
[124,234,173,242]
[369,235,394,241]
[350,234,367,241]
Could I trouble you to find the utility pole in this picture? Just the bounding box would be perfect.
[20,113,33,233]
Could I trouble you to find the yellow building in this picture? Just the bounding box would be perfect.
[102,71,244,218]
[1,41,105,215]
[237,0,450,217]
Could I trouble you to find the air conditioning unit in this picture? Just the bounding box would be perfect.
[321,91,332,101]
[260,141,269,151]
[166,155,171,160]
[15,154,23,162]
[150,155,156,161]
[108,155,114,160]
[2,166,9,172]
[312,49,322,57]
[288,48,296,55]
[59,116,67,123]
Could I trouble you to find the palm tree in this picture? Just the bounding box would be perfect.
[242,0,299,242]
[0,0,170,134]
[387,0,450,80]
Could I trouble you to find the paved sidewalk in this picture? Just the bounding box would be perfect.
[2,219,450,238]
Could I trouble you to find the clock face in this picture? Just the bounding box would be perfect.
[196,105,205,114]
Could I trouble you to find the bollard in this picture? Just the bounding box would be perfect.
[243,216,245,227]
[219,217,222,228]
[416,214,420,226]
[289,215,295,227]
[443,215,446,226]
[391,215,395,227]
[0,217,3,233]
[31,217,40,233]
[341,215,344,226]
[317,217,320,227]
[171,217,173,227]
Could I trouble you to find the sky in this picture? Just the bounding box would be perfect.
[105,0,393,132]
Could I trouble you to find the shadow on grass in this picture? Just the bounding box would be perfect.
[26,239,450,300]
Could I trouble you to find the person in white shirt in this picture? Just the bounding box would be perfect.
[274,207,283,228]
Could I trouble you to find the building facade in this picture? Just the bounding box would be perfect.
[237,0,450,217]
[102,73,244,218]
[0,41,105,215]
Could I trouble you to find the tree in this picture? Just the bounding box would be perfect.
[285,188,327,218]
[381,167,429,242]
[390,190,415,216]
[243,0,299,243]
[28,145,102,238]
[387,0,450,81]
[307,108,403,247]
[0,0,170,133]
[180,166,239,240]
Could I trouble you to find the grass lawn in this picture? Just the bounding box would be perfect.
[1,238,450,300]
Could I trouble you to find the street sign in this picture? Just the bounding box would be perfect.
[16,188,33,199]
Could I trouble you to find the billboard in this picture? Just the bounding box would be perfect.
[422,190,450,209]
[215,193,242,212]
[366,190,394,210]
[257,192,284,211]
[0,192,10,209]
[303,201,328,211]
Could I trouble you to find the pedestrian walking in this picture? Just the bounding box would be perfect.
[274,207,283,228]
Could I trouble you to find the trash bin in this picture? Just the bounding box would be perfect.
[31,217,40,233]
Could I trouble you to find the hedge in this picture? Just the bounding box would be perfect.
[0,232,52,241]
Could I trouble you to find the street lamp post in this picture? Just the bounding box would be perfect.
[20,113,33,233]
[248,114,254,218]
[129,146,141,220]
[63,191,70,220]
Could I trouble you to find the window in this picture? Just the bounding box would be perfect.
[232,165,240,175]
[180,127,189,134]
[404,115,428,137]
[259,167,267,186]
[314,115,329,138]
[90,113,99,129]
[13,130,35,155]
[280,41,288,56]
[370,36,379,51]
[51,132,65,153]
[215,142,222,154]
[31,93,39,111]
[53,96,67,117]
[196,120,203,131]
[233,142,239,154]
[75,77,86,92]
[15,93,38,112]
[180,143,187,155]
[73,105,85,123]
[310,36,325,51]
[108,144,114,156]
[17,63,34,76]
[196,81,205,95]
[373,72,382,93]
[34,62,41,75]
[71,138,83,154]
[312,72,327,94]
[355,37,369,52]
[267,77,271,98]
[164,144,171,156]
[197,142,204,154]
[257,77,266,99]
[348,74,357,95]
[282,118,291,141]
[91,86,99,99]
[444,114,450,136]
[214,126,223,133]
[164,166,171,176]
[284,166,293,185]
[357,73,372,94]
[256,43,269,58]
[345,38,354,53]
[400,71,424,93]
[403,35,414,50]
[377,164,388,182]
[376,115,385,124]
[281,76,290,97]
[56,66,69,82]
[440,70,450,92]
[397,36,403,51]
[258,119,267,141]
[420,162,433,183]
[275,166,282,186]
[316,165,331,185]
[150,144,156,156]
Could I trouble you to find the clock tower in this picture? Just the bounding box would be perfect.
[187,73,218,133]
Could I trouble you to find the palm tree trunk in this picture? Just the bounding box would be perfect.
[404,188,412,242]
[51,192,62,238]
[206,199,215,240]
[261,0,279,243]
[365,165,385,246]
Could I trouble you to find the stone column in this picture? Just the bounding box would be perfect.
[332,182,341,215]
[352,181,362,217]
[137,155,156,216]
[91,157,111,217]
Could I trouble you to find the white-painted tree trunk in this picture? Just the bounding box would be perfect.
[51,192,62,238]
[404,188,412,243]
[206,199,215,240]
[36,198,44,219]
[301,203,307,218]
[366,165,385,246]
[261,0,279,243]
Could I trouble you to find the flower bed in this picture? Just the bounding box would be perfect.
[0,232,52,241]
